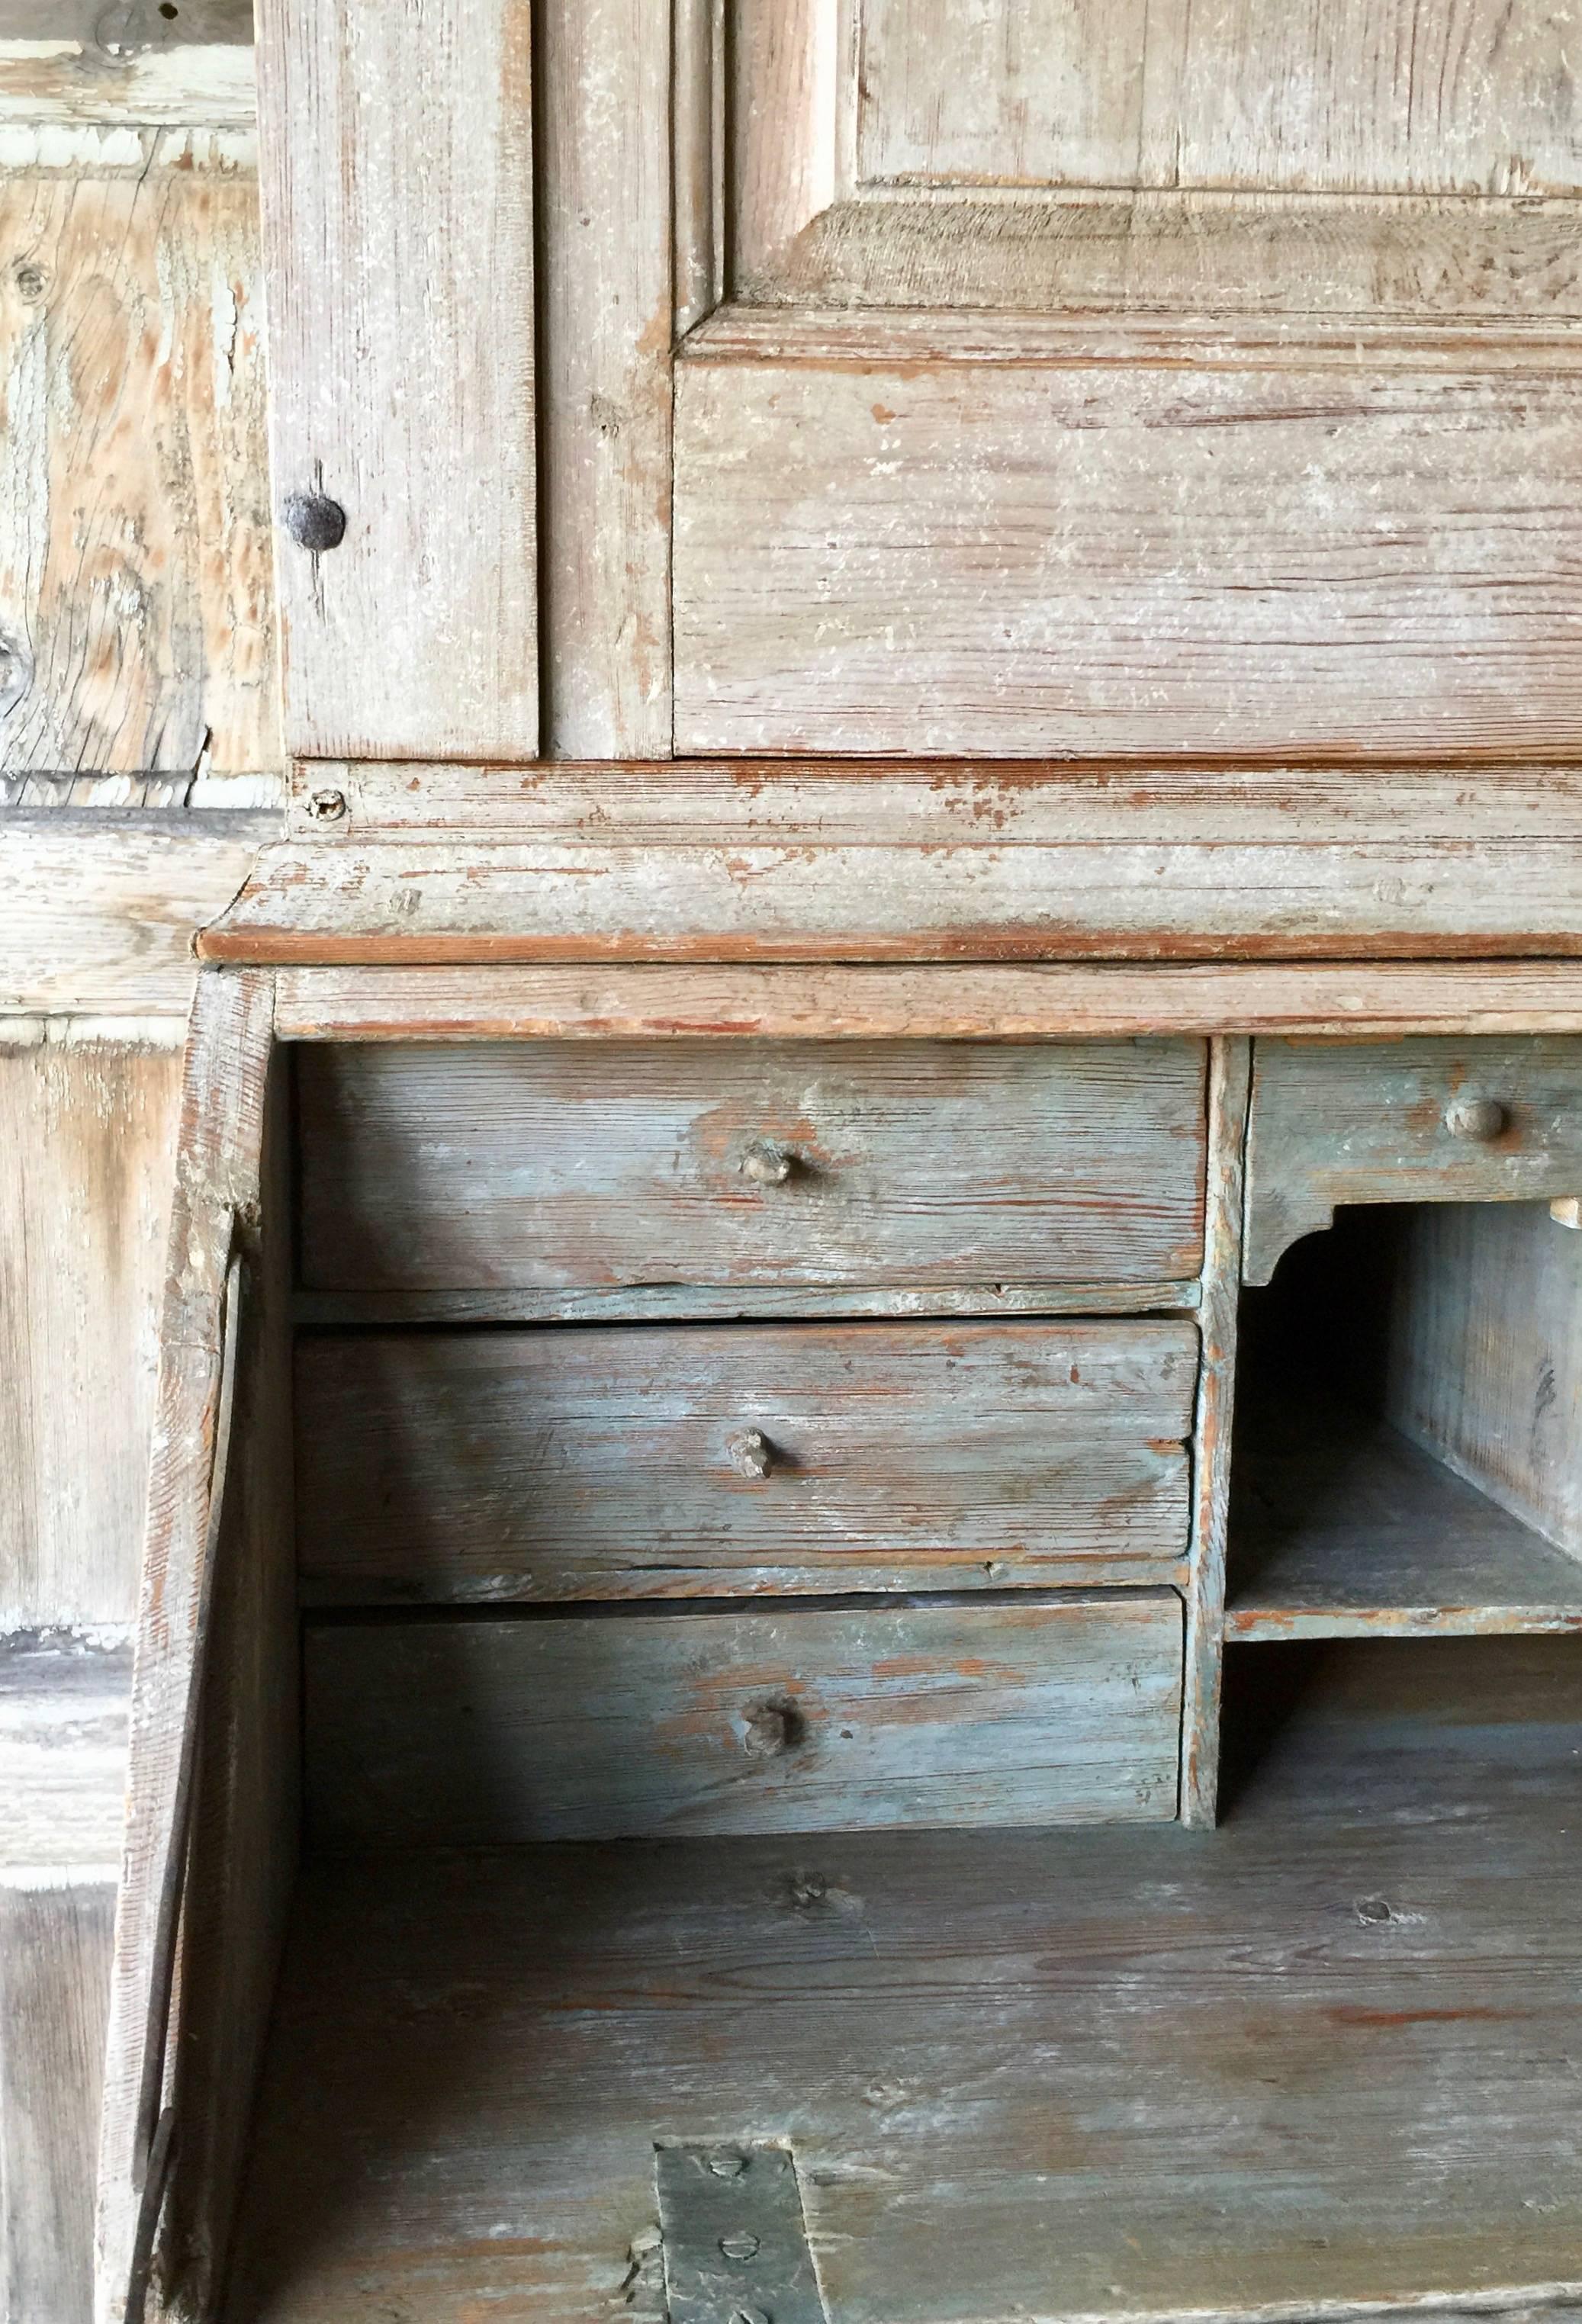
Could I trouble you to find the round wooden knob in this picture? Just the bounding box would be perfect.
[1443,1095,1507,1143]
[741,1706,790,1758]
[741,1139,794,1185]
[728,1429,773,1480]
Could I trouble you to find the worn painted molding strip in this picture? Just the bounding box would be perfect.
[272,963,1582,1042]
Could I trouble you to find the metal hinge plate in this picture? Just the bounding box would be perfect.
[655,2142,829,2324]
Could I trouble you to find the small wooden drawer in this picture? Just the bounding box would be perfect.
[294,1037,1207,1291]
[1244,1037,1582,1283]
[304,1593,1185,1843]
[296,1318,1198,1602]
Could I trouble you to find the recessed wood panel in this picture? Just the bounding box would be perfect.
[295,1320,1198,1603]
[304,1593,1185,1843]
[295,1038,1207,1291]
[674,360,1582,759]
[857,0,1582,196]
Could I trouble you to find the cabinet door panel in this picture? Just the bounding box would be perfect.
[674,360,1582,760]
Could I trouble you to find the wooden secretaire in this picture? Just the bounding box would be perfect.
[11,2,1580,2322]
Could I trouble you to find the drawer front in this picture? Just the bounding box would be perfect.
[297,1320,1198,1602]
[295,1037,1207,1290]
[1245,1037,1582,1284]
[305,1593,1185,1843]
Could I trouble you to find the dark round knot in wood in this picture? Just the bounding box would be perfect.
[304,787,348,824]
[741,1705,792,1758]
[1443,1094,1507,1143]
[728,1429,774,1480]
[283,490,347,551]
[741,1138,795,1185]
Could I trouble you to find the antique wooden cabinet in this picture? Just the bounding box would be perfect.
[74,3,1582,2323]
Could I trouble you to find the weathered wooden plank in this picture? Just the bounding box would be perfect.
[674,361,1582,760]
[536,0,672,754]
[231,1638,1582,2324]
[1181,1037,1249,1825]
[295,1037,1207,1291]
[294,1281,1198,1327]
[1243,1037,1582,1284]
[0,1039,181,1629]
[0,817,275,1017]
[295,1320,1197,1605]
[1382,1203,1582,1561]
[95,969,283,2324]
[207,756,1582,963]
[0,139,276,777]
[1226,1394,1582,1640]
[273,961,1582,1043]
[253,0,536,760]
[0,1,255,126]
[857,0,1582,195]
[304,1593,1185,1845]
[0,1635,132,1879]
[1,1882,114,2324]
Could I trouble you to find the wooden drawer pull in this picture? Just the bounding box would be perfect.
[741,1704,793,1757]
[1443,1095,1508,1142]
[728,1429,775,1480]
[741,1138,796,1185]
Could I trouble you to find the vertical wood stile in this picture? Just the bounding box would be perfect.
[254,0,537,761]
[95,970,276,2324]
[536,0,675,754]
[1182,1035,1252,1827]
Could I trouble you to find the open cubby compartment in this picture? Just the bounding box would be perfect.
[1227,1200,1582,1640]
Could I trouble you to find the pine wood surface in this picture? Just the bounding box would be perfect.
[294,1037,1207,1291]
[295,1320,1197,1605]
[304,1593,1185,1846]
[228,1638,1582,2324]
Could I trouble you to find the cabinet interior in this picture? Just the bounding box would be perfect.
[169,1043,1582,2324]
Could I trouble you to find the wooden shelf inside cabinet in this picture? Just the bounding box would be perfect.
[1226,1391,1582,1641]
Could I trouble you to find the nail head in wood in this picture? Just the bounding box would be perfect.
[1443,1094,1507,1143]
[741,1705,791,1758]
[728,1429,774,1480]
[741,1139,795,1186]
[282,491,347,552]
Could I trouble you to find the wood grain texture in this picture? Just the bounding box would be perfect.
[536,0,672,754]
[204,760,1582,964]
[856,0,1582,194]
[1227,1393,1582,1640]
[95,969,277,2324]
[0,1,254,126]
[1243,1037,1582,1284]
[0,815,275,1017]
[274,961,1582,1043]
[294,1037,1207,1291]
[304,1593,1186,1844]
[1181,1037,1249,1826]
[295,1320,1198,1604]
[0,138,276,777]
[1381,1203,1582,1561]
[253,0,536,761]
[1,1882,114,2324]
[0,1635,132,1884]
[674,361,1582,760]
[153,1051,297,2324]
[743,195,1582,329]
[0,1040,182,1629]
[231,1638,1582,2324]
